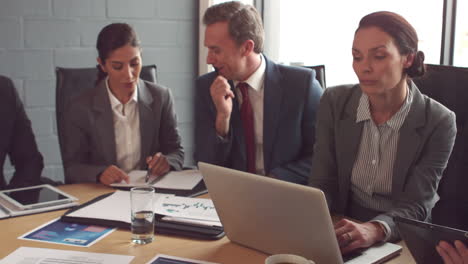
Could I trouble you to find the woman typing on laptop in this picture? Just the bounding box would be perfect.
[309,11,456,255]
[62,23,184,185]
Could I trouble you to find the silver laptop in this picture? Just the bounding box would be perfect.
[199,162,402,264]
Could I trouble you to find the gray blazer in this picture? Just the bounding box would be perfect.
[309,83,456,241]
[63,79,184,183]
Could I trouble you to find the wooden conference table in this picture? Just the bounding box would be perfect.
[0,184,416,263]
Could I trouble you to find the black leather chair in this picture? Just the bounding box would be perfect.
[304,65,326,89]
[412,64,468,230]
[55,65,157,164]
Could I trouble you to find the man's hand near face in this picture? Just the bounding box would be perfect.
[210,75,235,137]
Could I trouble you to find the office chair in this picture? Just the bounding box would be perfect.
[303,65,326,89]
[55,65,157,165]
[413,64,468,230]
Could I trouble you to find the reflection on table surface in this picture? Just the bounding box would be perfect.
[0,184,415,264]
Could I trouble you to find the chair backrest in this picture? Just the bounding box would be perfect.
[55,64,157,164]
[303,65,326,89]
[412,64,468,230]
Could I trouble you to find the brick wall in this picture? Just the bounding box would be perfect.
[0,0,198,183]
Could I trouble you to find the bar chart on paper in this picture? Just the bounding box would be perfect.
[155,196,220,222]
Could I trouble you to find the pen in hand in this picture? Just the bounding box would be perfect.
[145,166,151,183]
[146,152,170,183]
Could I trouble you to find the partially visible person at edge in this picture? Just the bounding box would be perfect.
[309,11,456,254]
[437,241,468,264]
[0,75,44,190]
[195,1,323,184]
[63,23,183,185]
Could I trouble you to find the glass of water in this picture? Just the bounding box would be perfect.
[130,186,155,244]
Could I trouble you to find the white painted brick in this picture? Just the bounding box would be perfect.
[0,0,50,16]
[107,0,155,18]
[0,50,54,79]
[3,158,13,172]
[53,0,106,17]
[54,48,97,68]
[24,79,55,107]
[26,108,54,136]
[177,21,197,47]
[132,21,178,46]
[157,0,195,20]
[0,18,21,49]
[174,98,193,123]
[42,166,64,183]
[183,147,195,166]
[158,72,194,100]
[36,136,62,164]
[3,169,13,184]
[177,122,194,149]
[52,114,58,136]
[12,79,25,102]
[79,20,114,47]
[143,47,195,73]
[25,19,80,48]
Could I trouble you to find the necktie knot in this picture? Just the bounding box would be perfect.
[237,82,249,101]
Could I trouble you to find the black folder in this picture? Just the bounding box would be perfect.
[60,192,225,240]
[112,180,208,197]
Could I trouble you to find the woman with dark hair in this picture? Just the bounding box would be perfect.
[309,11,456,253]
[63,23,183,185]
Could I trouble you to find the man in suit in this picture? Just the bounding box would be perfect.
[194,1,323,185]
[0,75,44,190]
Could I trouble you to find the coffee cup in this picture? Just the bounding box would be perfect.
[265,254,315,264]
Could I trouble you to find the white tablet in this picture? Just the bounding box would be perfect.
[0,184,77,210]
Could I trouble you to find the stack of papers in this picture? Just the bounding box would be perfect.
[0,247,133,264]
[155,195,221,227]
[66,191,221,227]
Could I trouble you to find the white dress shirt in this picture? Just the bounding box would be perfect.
[106,79,142,173]
[234,54,266,175]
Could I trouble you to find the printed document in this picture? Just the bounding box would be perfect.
[19,218,114,247]
[0,247,133,264]
[66,191,221,227]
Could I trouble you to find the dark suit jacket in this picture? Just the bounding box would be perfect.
[195,56,323,184]
[309,83,456,241]
[431,112,468,230]
[63,79,184,183]
[0,75,43,190]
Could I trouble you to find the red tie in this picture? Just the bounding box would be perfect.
[237,82,256,174]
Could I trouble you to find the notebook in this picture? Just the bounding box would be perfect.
[396,216,468,264]
[198,162,402,264]
[110,170,207,197]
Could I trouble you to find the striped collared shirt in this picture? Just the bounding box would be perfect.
[350,85,413,213]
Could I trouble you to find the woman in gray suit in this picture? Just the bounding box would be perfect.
[309,12,456,254]
[63,23,183,185]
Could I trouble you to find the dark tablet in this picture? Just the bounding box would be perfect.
[395,216,468,264]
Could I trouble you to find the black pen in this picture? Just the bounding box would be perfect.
[145,168,151,183]
[145,156,152,183]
